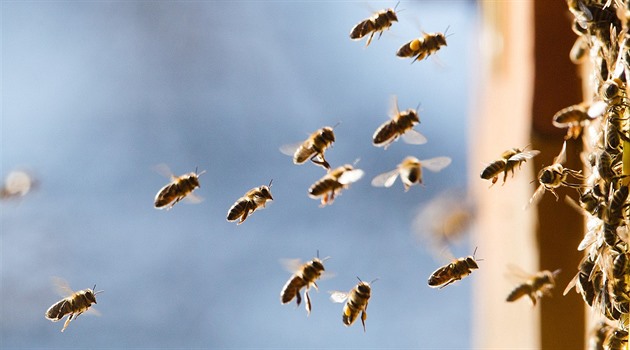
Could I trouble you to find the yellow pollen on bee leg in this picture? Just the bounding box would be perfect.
[410,39,421,51]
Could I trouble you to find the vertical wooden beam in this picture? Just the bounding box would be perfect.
[531,2,585,350]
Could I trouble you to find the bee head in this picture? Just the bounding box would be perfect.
[385,8,398,22]
[87,285,104,304]
[311,259,325,272]
[320,127,336,143]
[539,168,555,184]
[258,180,273,200]
[465,257,479,270]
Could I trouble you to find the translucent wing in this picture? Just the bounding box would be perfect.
[504,264,533,284]
[389,95,400,118]
[420,157,452,172]
[587,100,608,118]
[553,141,567,165]
[508,150,540,162]
[401,129,428,145]
[52,277,75,297]
[371,168,400,188]
[279,258,304,273]
[526,184,546,209]
[279,142,302,157]
[153,163,176,180]
[338,169,365,185]
[329,291,349,303]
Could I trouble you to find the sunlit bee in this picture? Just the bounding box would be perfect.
[280,126,336,170]
[349,4,398,47]
[227,180,273,225]
[603,185,629,246]
[428,248,480,288]
[396,30,447,63]
[563,255,599,307]
[505,267,560,306]
[600,78,624,104]
[330,278,375,332]
[371,156,451,191]
[154,168,205,209]
[529,141,584,207]
[480,147,540,186]
[280,253,329,316]
[552,103,592,140]
[308,164,364,207]
[604,108,629,153]
[603,328,628,350]
[372,96,427,149]
[45,279,103,332]
[0,170,36,200]
[588,321,612,350]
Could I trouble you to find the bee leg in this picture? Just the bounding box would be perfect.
[61,314,74,332]
[312,282,319,291]
[310,155,330,170]
[238,203,252,225]
[304,290,311,316]
[528,294,537,307]
[366,32,375,47]
[549,189,559,201]
[361,310,367,332]
[295,290,302,307]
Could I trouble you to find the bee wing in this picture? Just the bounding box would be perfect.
[401,129,428,145]
[420,157,452,172]
[338,169,365,185]
[389,95,400,117]
[508,150,541,162]
[329,290,349,303]
[371,168,400,188]
[279,258,304,273]
[279,142,302,157]
[52,277,75,297]
[504,264,533,284]
[587,100,608,119]
[553,141,568,165]
[526,184,546,209]
[153,163,176,180]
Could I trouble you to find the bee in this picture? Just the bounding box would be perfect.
[280,125,337,170]
[45,279,103,332]
[480,147,540,186]
[396,29,448,63]
[0,169,36,200]
[552,103,592,140]
[308,164,364,207]
[154,167,205,209]
[280,253,329,316]
[372,96,427,149]
[428,248,480,288]
[588,321,613,350]
[371,156,451,191]
[227,180,273,225]
[564,255,599,307]
[349,3,398,47]
[603,328,629,350]
[505,267,561,306]
[330,277,376,332]
[529,141,584,206]
[603,185,629,246]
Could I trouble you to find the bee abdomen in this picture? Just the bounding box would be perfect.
[45,299,72,321]
[309,179,340,197]
[373,121,397,146]
[350,20,375,39]
[227,199,250,221]
[506,284,532,302]
[280,276,306,304]
[481,160,506,179]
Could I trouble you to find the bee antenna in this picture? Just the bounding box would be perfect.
[356,276,363,283]
[268,179,273,187]
[333,121,342,129]
[92,285,105,295]
[353,158,361,166]
[317,249,320,259]
[444,25,454,38]
[370,278,380,285]
[394,1,401,12]
[472,246,478,258]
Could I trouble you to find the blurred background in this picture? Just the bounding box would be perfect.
[1,1,482,348]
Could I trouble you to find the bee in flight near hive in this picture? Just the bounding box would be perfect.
[528,141,584,206]
[330,277,376,332]
[0,169,36,200]
[308,164,364,207]
[505,265,561,306]
[349,3,399,47]
[551,103,593,140]
[372,96,427,149]
[45,278,103,332]
[396,28,448,63]
[371,156,451,191]
[279,124,338,170]
[227,180,274,225]
[154,166,205,210]
[480,146,540,186]
[280,252,329,316]
[428,248,480,288]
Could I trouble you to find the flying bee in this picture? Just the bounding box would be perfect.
[396,29,448,63]
[227,180,273,224]
[349,3,398,47]
[280,252,329,316]
[528,141,584,207]
[480,147,540,186]
[45,278,103,332]
[330,277,376,332]
[280,125,337,170]
[308,164,364,207]
[371,156,451,191]
[428,248,480,288]
[0,169,36,200]
[372,96,427,149]
[505,266,561,306]
[552,103,592,140]
[154,166,205,209]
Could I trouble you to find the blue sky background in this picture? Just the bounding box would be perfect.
[1,1,477,348]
